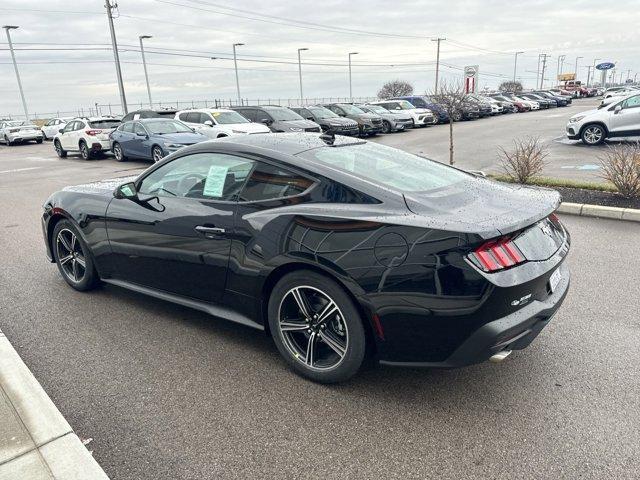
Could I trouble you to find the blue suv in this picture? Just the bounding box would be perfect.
[392,96,450,123]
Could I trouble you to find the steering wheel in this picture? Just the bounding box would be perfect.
[176,173,207,197]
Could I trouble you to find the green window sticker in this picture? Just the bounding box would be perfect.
[203,164,230,198]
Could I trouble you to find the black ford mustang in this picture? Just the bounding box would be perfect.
[42,133,570,383]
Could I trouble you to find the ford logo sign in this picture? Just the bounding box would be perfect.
[596,62,615,71]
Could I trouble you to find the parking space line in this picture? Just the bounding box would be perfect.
[0,167,42,174]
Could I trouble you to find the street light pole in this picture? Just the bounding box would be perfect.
[590,58,600,87]
[556,54,565,83]
[431,37,445,93]
[3,25,29,120]
[139,35,153,108]
[574,56,583,78]
[232,43,244,106]
[539,54,549,89]
[105,0,128,114]
[297,47,309,101]
[348,52,358,101]
[513,51,524,83]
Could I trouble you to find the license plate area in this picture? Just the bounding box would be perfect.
[549,268,561,293]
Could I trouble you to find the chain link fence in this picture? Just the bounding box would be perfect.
[11,97,379,123]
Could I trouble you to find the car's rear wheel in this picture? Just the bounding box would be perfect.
[54,140,67,158]
[581,124,606,145]
[268,270,366,383]
[42,131,48,140]
[4,135,12,146]
[52,220,100,291]
[452,110,463,122]
[113,142,126,162]
[381,120,391,134]
[36,138,43,144]
[79,141,91,160]
[152,145,164,163]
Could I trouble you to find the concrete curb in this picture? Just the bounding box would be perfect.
[0,328,109,479]
[558,202,640,222]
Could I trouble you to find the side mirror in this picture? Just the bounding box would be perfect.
[260,118,272,125]
[114,182,138,200]
[136,131,148,137]
[203,120,214,127]
[614,105,623,114]
[59,129,64,134]
[307,117,314,121]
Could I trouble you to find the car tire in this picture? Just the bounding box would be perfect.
[52,220,100,291]
[79,141,91,160]
[42,131,48,141]
[113,142,126,162]
[581,124,606,145]
[54,140,67,158]
[268,270,367,383]
[381,121,392,134]
[4,135,12,146]
[36,138,43,144]
[152,145,164,163]
[452,111,463,122]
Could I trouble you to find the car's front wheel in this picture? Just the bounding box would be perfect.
[452,110,463,122]
[113,142,126,162]
[54,140,67,158]
[52,220,100,291]
[381,120,392,134]
[581,124,606,145]
[152,145,164,163]
[268,270,367,383]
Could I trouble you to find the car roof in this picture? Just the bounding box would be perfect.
[213,132,364,155]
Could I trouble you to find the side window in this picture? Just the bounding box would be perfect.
[122,122,134,133]
[256,110,272,122]
[185,112,201,123]
[298,108,310,118]
[138,153,255,200]
[239,162,313,202]
[623,95,640,109]
[63,122,76,133]
[75,121,86,131]
[200,113,212,124]
[178,112,190,122]
[241,109,258,122]
[134,123,147,135]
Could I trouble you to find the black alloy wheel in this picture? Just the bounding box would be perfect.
[52,221,100,291]
[382,120,392,134]
[54,140,67,158]
[79,141,91,160]
[113,142,126,162]
[268,270,366,383]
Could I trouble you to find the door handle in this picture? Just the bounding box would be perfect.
[195,225,226,234]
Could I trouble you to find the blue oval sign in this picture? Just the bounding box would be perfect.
[596,62,615,70]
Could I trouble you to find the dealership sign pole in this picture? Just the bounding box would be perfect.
[596,62,615,88]
[464,66,478,93]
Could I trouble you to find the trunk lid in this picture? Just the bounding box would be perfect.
[403,177,561,239]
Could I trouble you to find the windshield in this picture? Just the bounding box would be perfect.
[338,104,365,115]
[146,120,193,134]
[364,105,389,114]
[264,107,304,121]
[88,119,120,129]
[308,106,338,119]
[211,111,249,124]
[298,142,468,193]
[6,121,26,126]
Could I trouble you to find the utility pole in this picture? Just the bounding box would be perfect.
[539,54,549,89]
[537,54,542,89]
[297,47,308,101]
[513,51,524,82]
[232,43,244,106]
[348,52,358,101]
[3,25,29,120]
[105,0,127,114]
[139,35,153,108]
[586,65,593,88]
[626,69,631,83]
[574,56,583,77]
[431,37,445,93]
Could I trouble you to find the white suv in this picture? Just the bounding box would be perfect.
[53,117,121,159]
[175,109,271,138]
[566,93,640,145]
[41,117,74,140]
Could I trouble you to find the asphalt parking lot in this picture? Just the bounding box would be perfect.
[373,97,617,182]
[1,124,639,479]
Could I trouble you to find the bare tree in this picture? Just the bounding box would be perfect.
[427,81,476,165]
[498,137,549,183]
[377,80,414,99]
[599,143,640,198]
[498,80,523,93]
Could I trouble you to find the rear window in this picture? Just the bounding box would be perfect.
[89,119,120,129]
[298,142,469,193]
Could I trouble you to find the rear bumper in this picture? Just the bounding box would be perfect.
[380,261,570,368]
[6,132,43,142]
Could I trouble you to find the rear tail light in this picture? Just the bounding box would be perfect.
[469,236,526,272]
[85,130,101,136]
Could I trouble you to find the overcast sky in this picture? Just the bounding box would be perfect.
[1,0,638,117]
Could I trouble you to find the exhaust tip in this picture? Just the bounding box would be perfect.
[489,350,512,363]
